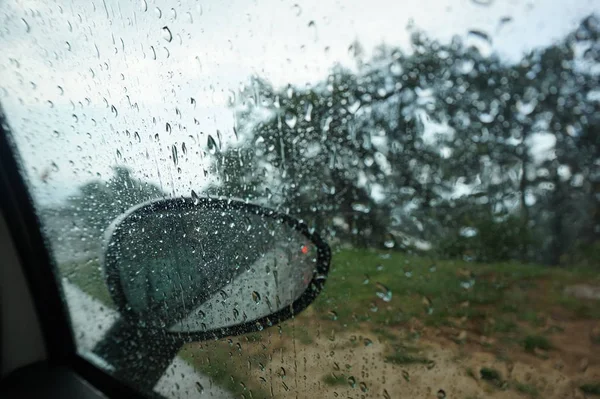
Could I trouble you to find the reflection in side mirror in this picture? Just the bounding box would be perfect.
[102,197,330,340]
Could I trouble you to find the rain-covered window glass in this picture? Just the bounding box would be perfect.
[1,0,599,397]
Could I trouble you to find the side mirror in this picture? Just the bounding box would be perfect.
[102,197,330,340]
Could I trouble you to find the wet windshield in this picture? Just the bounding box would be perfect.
[1,0,599,397]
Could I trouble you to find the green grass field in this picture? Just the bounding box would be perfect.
[311,248,600,332]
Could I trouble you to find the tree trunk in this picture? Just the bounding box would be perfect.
[519,157,530,260]
[549,176,565,266]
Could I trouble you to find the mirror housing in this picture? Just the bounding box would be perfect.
[102,197,330,341]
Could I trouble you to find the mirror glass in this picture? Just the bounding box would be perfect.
[107,204,318,333]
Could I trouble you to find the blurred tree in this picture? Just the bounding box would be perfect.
[210,15,599,264]
[66,166,164,240]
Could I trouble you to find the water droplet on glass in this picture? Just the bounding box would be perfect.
[191,190,200,205]
[252,291,261,304]
[466,30,492,56]
[284,112,297,129]
[375,283,392,302]
[216,130,223,148]
[347,376,356,388]
[347,100,361,114]
[517,99,537,116]
[155,7,162,18]
[166,123,172,133]
[21,18,30,33]
[110,105,118,117]
[304,103,313,121]
[134,131,141,142]
[292,4,302,16]
[171,144,178,166]
[352,203,371,213]
[437,389,446,399]
[307,20,317,41]
[116,149,122,160]
[402,370,410,382]
[468,29,491,43]
[359,382,368,392]
[499,16,513,28]
[580,357,589,372]
[390,62,403,75]
[363,274,370,284]
[328,310,338,321]
[207,135,219,154]
[195,382,204,394]
[383,389,391,399]
[363,338,373,347]
[471,0,493,5]
[383,237,395,248]
[162,26,173,42]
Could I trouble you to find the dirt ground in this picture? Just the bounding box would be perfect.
[240,317,600,399]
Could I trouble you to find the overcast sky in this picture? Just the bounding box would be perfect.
[1,0,598,205]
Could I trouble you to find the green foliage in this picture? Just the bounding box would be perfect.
[523,335,553,353]
[372,327,398,342]
[568,241,600,269]
[66,166,164,238]
[486,317,518,334]
[480,367,504,388]
[439,216,535,263]
[513,381,539,397]
[322,373,348,386]
[312,248,555,331]
[558,296,600,320]
[211,15,600,267]
[580,383,600,396]
[384,351,430,365]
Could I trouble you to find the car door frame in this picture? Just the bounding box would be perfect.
[0,110,153,398]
